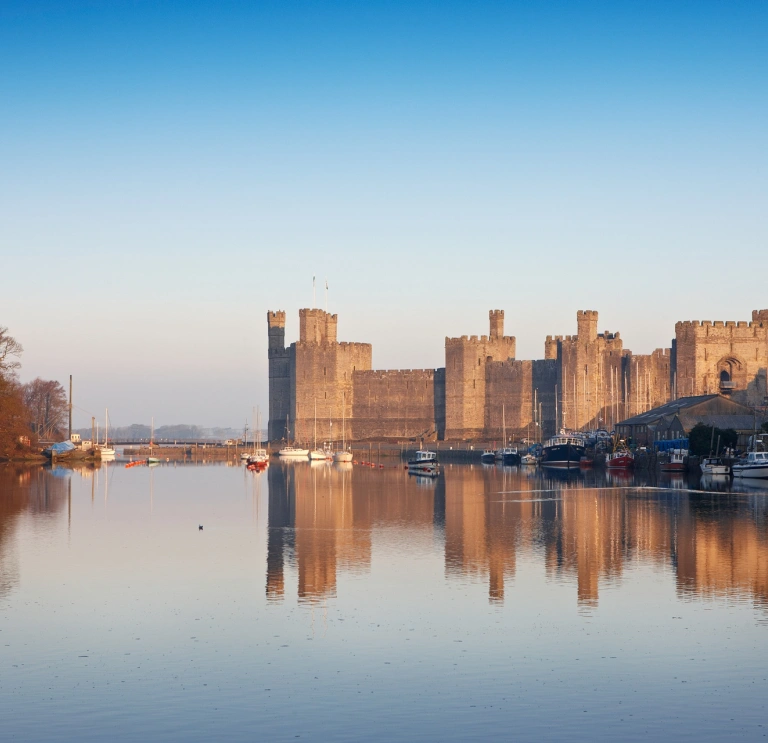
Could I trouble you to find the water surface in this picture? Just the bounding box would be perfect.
[1,460,767,741]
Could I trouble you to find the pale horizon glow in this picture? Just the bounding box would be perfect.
[2,1,766,428]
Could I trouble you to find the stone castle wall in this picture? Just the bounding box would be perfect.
[352,368,445,440]
[268,306,768,442]
[484,359,557,441]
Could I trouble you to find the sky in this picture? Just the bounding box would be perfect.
[1,0,766,429]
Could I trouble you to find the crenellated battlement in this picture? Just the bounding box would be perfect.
[355,368,438,379]
[267,310,286,327]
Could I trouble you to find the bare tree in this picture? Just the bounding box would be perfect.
[0,326,23,377]
[23,378,68,440]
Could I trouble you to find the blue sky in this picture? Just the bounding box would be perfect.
[2,1,766,428]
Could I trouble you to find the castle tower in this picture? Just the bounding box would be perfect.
[444,311,516,439]
[268,310,286,350]
[544,336,560,361]
[268,311,291,441]
[577,310,598,342]
[489,310,504,339]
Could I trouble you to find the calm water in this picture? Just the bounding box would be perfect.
[1,459,767,742]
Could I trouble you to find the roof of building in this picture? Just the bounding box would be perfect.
[617,394,758,430]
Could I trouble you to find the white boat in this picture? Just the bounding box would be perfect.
[408,449,438,476]
[247,409,270,467]
[732,451,768,479]
[520,453,537,466]
[700,457,730,475]
[98,408,116,457]
[309,401,326,460]
[278,446,309,458]
[333,392,352,463]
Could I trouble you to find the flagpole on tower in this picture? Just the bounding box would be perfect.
[325,278,328,312]
[313,276,316,308]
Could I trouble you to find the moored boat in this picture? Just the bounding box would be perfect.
[540,435,585,469]
[520,453,538,466]
[495,447,521,465]
[606,450,634,469]
[278,446,309,458]
[732,451,768,479]
[660,449,687,472]
[481,449,496,464]
[408,450,438,477]
[700,456,730,476]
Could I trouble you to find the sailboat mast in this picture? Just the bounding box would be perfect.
[502,404,506,446]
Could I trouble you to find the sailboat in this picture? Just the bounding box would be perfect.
[309,401,326,460]
[278,415,309,458]
[147,417,160,464]
[98,408,116,458]
[333,393,353,463]
[247,408,269,468]
[495,404,520,465]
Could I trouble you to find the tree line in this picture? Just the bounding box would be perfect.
[0,326,68,459]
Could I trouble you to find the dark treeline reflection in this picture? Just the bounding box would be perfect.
[266,462,768,610]
[0,464,72,598]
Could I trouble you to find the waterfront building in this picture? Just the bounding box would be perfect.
[615,394,759,448]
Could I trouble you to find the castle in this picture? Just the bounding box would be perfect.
[267,307,768,442]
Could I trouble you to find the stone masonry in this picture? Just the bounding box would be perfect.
[267,307,768,442]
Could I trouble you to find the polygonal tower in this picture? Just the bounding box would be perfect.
[267,311,291,441]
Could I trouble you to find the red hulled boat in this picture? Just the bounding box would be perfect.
[606,450,634,469]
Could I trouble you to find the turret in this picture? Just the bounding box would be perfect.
[267,310,286,351]
[489,309,504,339]
[752,309,768,326]
[577,310,598,341]
[299,308,338,343]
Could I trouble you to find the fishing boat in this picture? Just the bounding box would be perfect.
[540,434,586,469]
[606,449,634,469]
[407,450,438,477]
[732,451,768,479]
[496,447,520,465]
[660,449,687,472]
[481,449,496,464]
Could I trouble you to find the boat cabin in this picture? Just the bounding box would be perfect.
[413,450,437,462]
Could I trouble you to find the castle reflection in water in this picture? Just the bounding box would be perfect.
[266,462,768,610]
[1,462,767,612]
